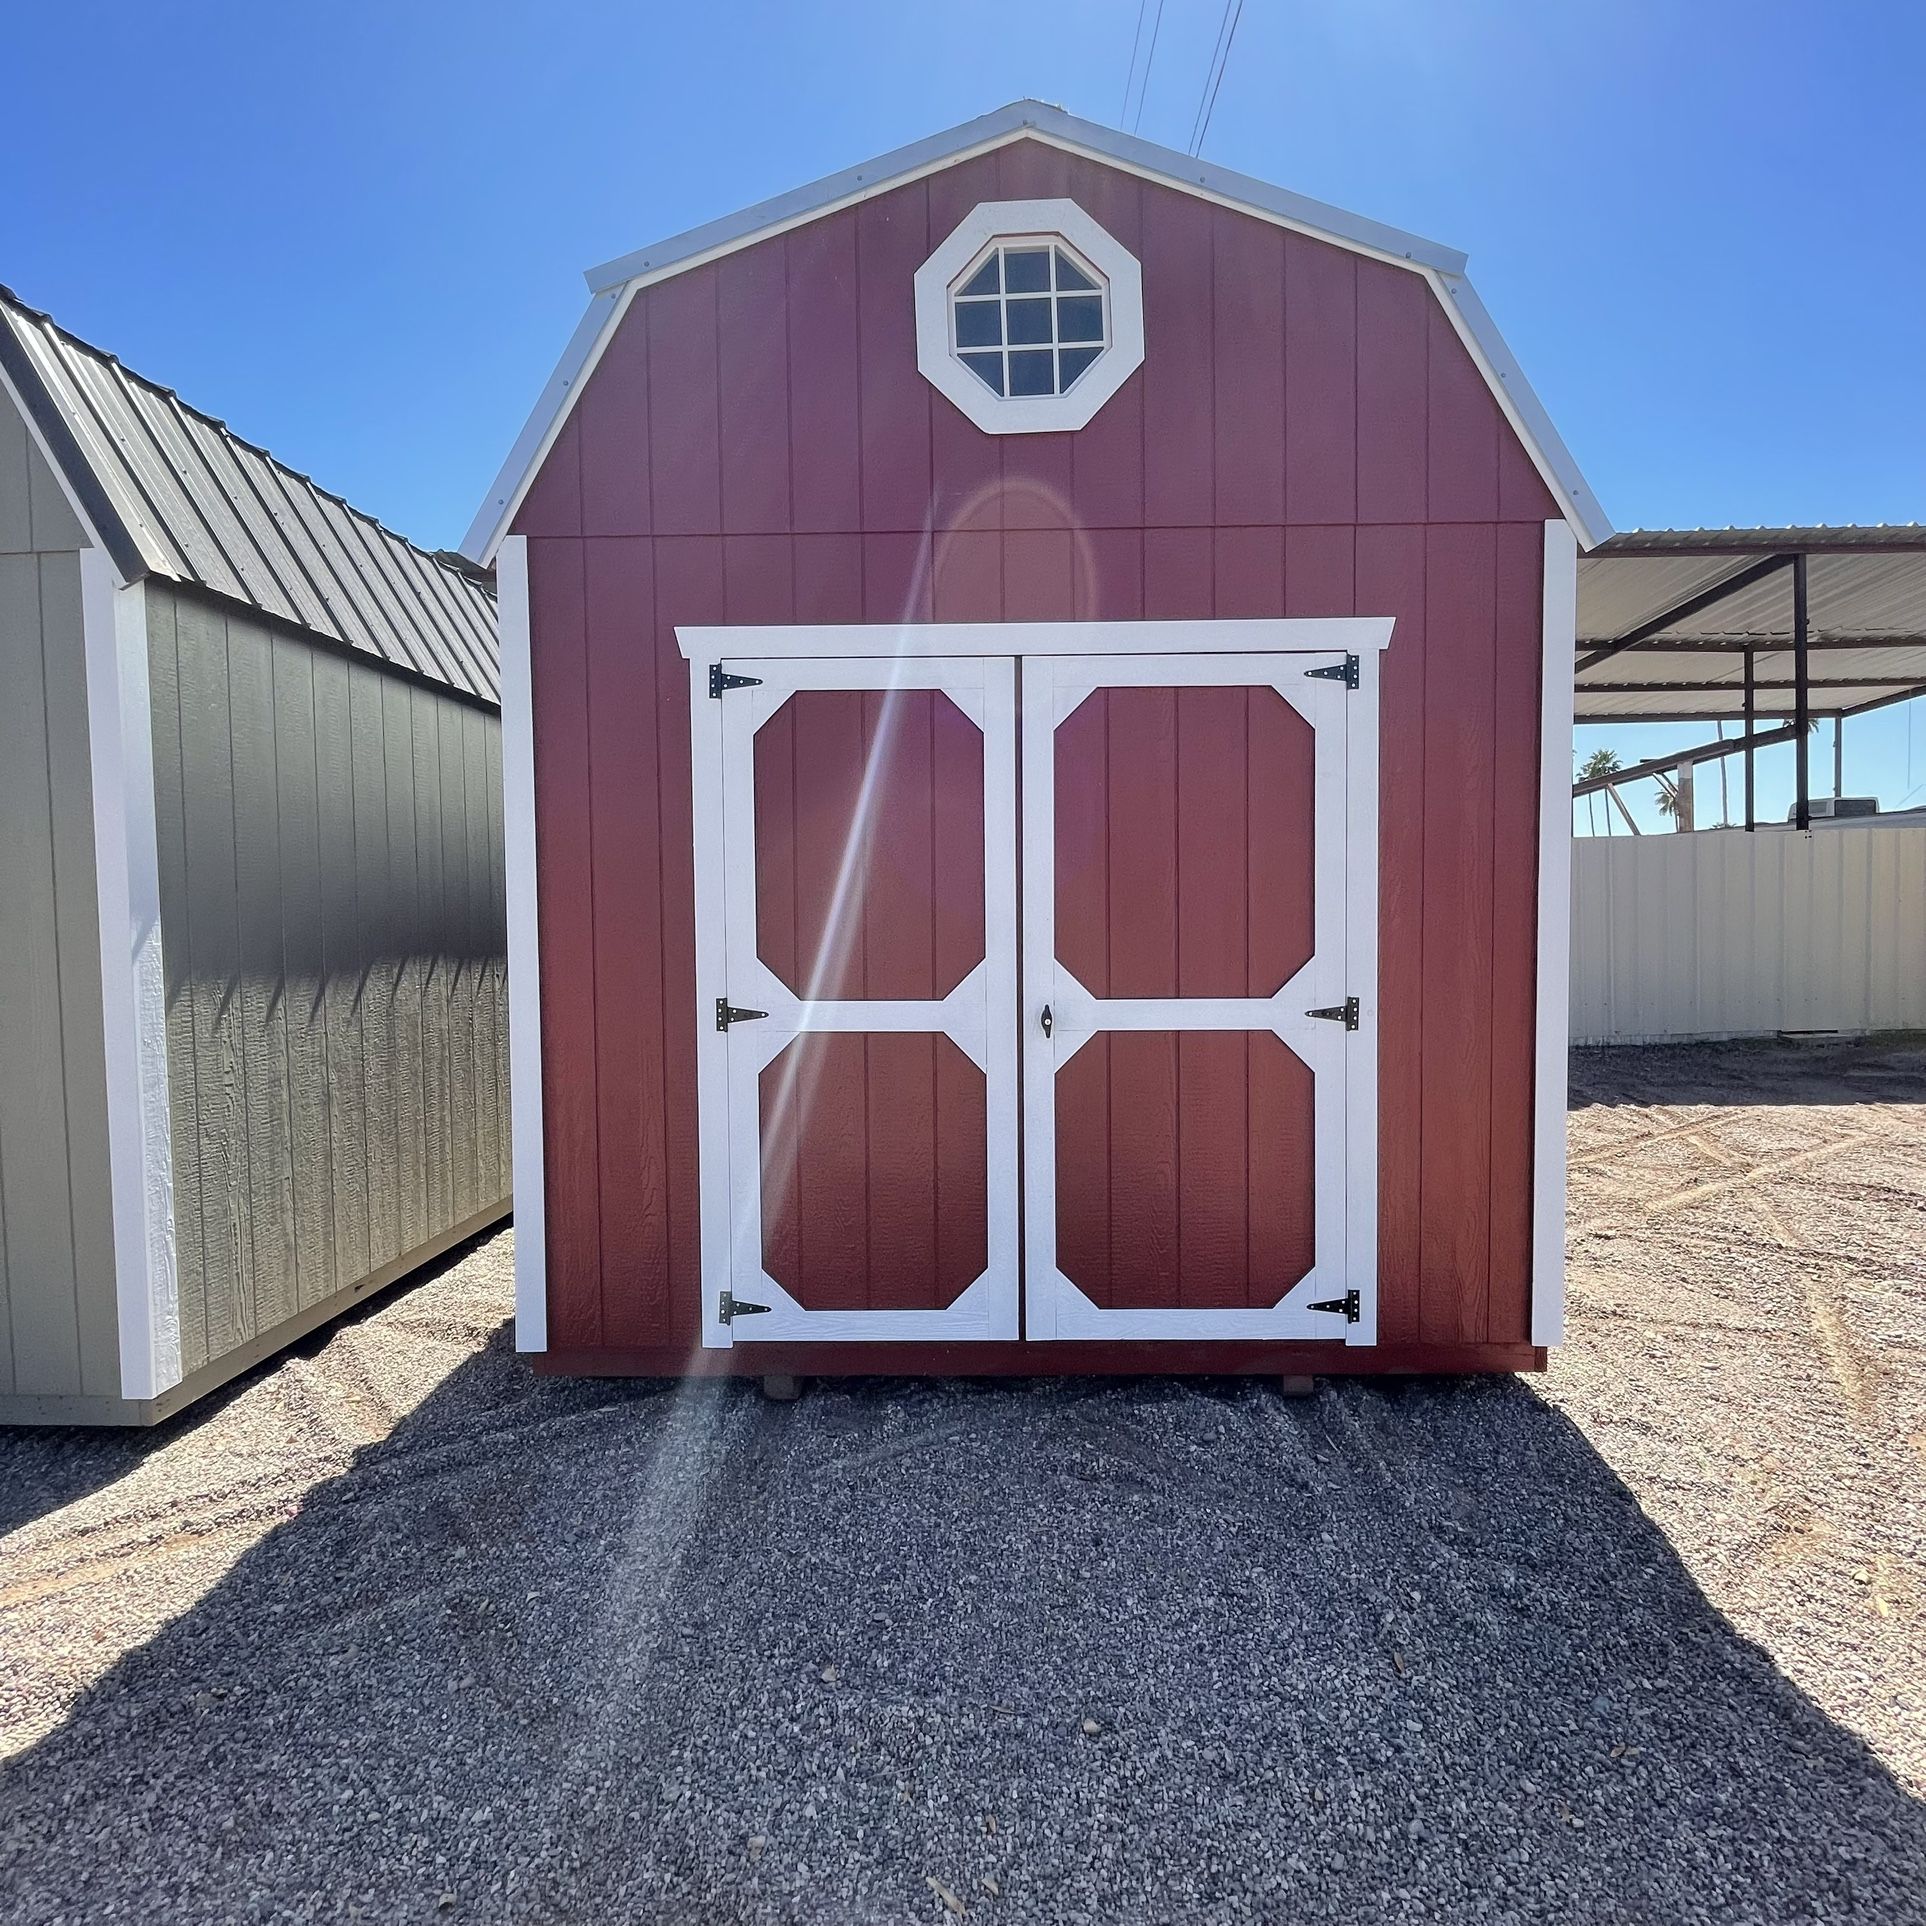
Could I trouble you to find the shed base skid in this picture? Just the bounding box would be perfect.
[534,1342,1546,1381]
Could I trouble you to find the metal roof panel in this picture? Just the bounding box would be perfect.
[0,285,497,706]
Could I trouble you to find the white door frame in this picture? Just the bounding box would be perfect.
[1020,650,1380,1344]
[692,653,1018,1347]
[683,618,1388,1353]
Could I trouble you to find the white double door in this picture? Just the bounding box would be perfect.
[692,644,1377,1349]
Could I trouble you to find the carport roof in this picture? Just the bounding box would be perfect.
[1576,527,1926,723]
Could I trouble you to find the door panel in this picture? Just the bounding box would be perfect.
[1022,652,1377,1343]
[715,657,1017,1343]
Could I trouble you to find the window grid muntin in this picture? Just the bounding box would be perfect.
[950,238,1112,400]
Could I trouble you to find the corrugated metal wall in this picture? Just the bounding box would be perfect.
[1572,827,1926,1044]
[147,581,509,1378]
[0,402,121,1402]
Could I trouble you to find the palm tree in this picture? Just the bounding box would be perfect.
[1577,747,1622,835]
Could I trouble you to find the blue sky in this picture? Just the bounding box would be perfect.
[6,1,1922,823]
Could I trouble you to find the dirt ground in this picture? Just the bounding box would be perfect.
[0,1035,1921,1923]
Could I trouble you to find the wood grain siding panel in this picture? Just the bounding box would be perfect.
[1356,526,1427,1343]
[528,541,601,1346]
[146,583,509,1380]
[1355,258,1429,525]
[513,140,1562,1365]
[586,539,670,1349]
[856,183,933,534]
[229,614,297,1334]
[1419,527,1497,1342]
[718,243,791,536]
[0,541,115,1397]
[788,220,863,535]
[1283,237,1357,526]
[1211,208,1286,529]
[649,269,723,537]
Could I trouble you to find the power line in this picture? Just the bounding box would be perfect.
[1189,0,1246,155]
[1129,0,1167,133]
[1119,0,1150,124]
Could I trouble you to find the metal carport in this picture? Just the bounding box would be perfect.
[1572,527,1926,827]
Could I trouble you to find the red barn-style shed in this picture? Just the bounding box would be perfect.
[465,102,1605,1383]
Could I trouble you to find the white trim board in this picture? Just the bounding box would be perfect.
[1532,519,1578,1347]
[462,100,1610,565]
[496,536,549,1352]
[79,553,181,1400]
[677,617,1394,661]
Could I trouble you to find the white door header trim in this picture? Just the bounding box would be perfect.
[681,616,1394,661]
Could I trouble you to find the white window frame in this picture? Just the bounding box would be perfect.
[914,199,1145,435]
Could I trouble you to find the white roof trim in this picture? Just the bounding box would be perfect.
[462,99,1609,563]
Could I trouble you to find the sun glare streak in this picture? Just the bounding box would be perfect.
[740,514,945,1278]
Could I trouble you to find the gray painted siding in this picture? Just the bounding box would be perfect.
[0,404,121,1400]
[146,581,507,1377]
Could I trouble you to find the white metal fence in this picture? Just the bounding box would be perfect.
[1570,824,1926,1044]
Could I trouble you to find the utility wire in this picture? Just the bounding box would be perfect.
[1189,0,1246,155]
[1129,0,1167,132]
[1119,0,1150,124]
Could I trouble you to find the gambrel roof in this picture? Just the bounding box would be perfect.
[463,99,1609,564]
[0,285,499,705]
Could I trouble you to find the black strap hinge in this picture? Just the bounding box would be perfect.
[1304,654,1360,690]
[719,1291,770,1324]
[709,664,763,698]
[1309,1289,1361,1323]
[716,997,768,1031]
[1306,996,1359,1030]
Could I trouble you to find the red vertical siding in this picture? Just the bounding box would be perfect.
[517,138,1555,1360]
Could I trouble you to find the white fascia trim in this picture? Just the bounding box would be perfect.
[677,617,1395,660]
[79,552,181,1399]
[496,536,548,1351]
[1532,519,1578,1347]
[462,98,1606,564]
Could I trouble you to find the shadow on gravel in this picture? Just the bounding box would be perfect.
[0,1227,502,1539]
[1570,1034,1926,1113]
[3,1344,1923,1925]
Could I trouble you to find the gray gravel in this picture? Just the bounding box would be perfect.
[2,1039,1924,1924]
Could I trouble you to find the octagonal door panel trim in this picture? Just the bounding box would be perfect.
[1020,652,1381,1344]
[695,655,1018,1346]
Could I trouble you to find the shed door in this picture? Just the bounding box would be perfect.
[713,657,1018,1344]
[1021,652,1378,1343]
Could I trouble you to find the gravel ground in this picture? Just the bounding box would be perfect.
[1,1037,1922,1924]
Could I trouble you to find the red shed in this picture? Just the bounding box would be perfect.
[464,102,1605,1384]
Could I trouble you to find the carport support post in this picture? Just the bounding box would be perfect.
[1834,715,1844,799]
[1743,650,1756,831]
[1793,553,1811,830]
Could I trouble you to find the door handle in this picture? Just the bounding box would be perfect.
[1040,1004,1054,1039]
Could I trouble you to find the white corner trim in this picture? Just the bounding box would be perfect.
[676,617,1394,661]
[461,99,1606,566]
[497,536,548,1352]
[1532,520,1578,1347]
[80,554,180,1400]
[913,200,1144,435]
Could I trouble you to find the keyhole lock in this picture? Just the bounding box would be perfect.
[1040,1004,1054,1039]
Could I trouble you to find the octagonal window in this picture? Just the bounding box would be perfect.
[914,198,1145,435]
[951,241,1110,400]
